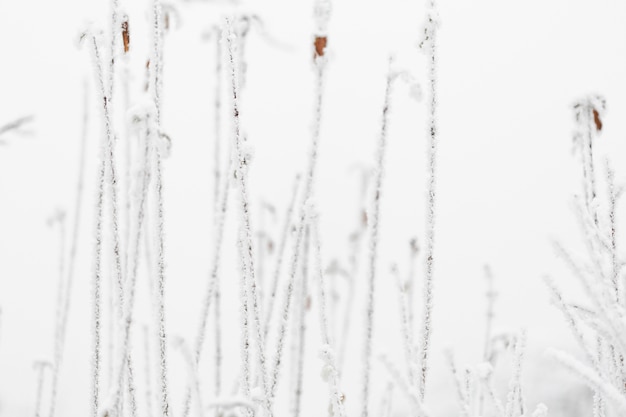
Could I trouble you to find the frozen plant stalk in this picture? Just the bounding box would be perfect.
[266,0,331,406]
[417,0,440,401]
[224,19,272,417]
[360,60,394,417]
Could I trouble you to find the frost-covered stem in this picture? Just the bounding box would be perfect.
[291,229,310,417]
[34,362,50,417]
[607,164,619,303]
[543,276,597,368]
[361,63,393,417]
[213,33,224,408]
[194,156,232,360]
[91,36,126,328]
[126,353,139,417]
[213,32,223,220]
[407,240,418,335]
[225,20,271,417]
[48,85,89,417]
[267,53,326,407]
[107,271,115,390]
[236,235,252,417]
[482,378,505,417]
[107,0,119,101]
[338,205,367,375]
[176,338,204,417]
[153,145,170,417]
[181,157,232,417]
[594,337,606,417]
[550,348,626,413]
[585,106,598,224]
[88,36,109,417]
[392,265,416,396]
[554,242,626,353]
[152,0,164,124]
[378,384,394,417]
[311,216,347,417]
[418,1,439,401]
[504,332,526,417]
[122,51,133,292]
[143,326,154,417]
[264,174,301,338]
[379,356,429,417]
[91,157,104,417]
[113,116,154,415]
[48,211,66,417]
[148,1,170,415]
[443,351,469,417]
[214,274,223,401]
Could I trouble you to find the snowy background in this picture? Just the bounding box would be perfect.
[1,0,626,416]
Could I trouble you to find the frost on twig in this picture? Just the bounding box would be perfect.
[416,0,440,401]
[309,207,346,417]
[224,19,271,417]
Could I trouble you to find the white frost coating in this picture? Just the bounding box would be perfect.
[417,0,439,401]
[86,30,126,417]
[110,115,154,416]
[263,174,301,338]
[180,157,233,417]
[224,19,272,417]
[549,348,626,413]
[310,218,346,417]
[379,355,430,417]
[532,403,548,417]
[361,60,394,417]
[267,0,329,406]
[474,362,493,380]
[504,331,526,417]
[391,264,416,398]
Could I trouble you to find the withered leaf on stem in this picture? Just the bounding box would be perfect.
[122,20,130,53]
[593,108,602,132]
[314,36,327,58]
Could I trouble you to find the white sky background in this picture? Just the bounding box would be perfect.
[1,0,626,416]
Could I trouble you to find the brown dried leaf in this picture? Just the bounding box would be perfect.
[121,22,130,53]
[593,108,602,132]
[314,36,327,58]
[122,20,130,53]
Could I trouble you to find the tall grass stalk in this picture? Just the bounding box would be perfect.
[310,212,346,417]
[267,0,330,404]
[149,2,171,415]
[181,155,233,417]
[360,61,393,417]
[290,228,309,417]
[263,174,301,338]
[417,1,440,400]
[224,20,272,417]
[48,85,89,417]
[33,362,50,417]
[112,112,154,415]
[48,209,66,417]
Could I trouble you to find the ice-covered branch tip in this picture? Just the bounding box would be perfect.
[548,348,626,413]
[418,5,441,51]
[573,95,605,135]
[314,0,331,36]
[313,0,331,61]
